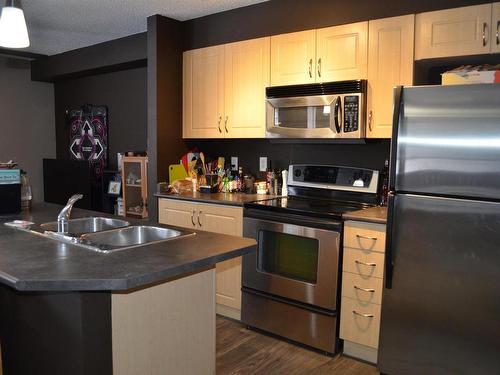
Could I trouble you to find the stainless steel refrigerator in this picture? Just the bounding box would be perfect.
[378,84,500,375]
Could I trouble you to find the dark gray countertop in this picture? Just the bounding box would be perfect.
[0,203,256,292]
[343,206,387,224]
[155,191,278,206]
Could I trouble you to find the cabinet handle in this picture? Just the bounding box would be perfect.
[308,59,313,78]
[317,58,322,78]
[356,234,378,241]
[368,110,373,132]
[482,22,487,47]
[354,285,376,293]
[197,210,202,226]
[355,260,377,267]
[218,116,222,133]
[224,116,228,133]
[496,20,499,45]
[353,310,374,318]
[191,210,196,226]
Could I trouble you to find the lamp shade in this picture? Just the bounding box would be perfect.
[0,1,29,48]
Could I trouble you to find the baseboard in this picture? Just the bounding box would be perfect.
[343,340,378,364]
[216,304,241,321]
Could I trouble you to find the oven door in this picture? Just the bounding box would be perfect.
[242,216,341,310]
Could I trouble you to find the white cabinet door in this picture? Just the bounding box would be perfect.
[316,22,368,82]
[493,2,500,53]
[415,4,492,59]
[183,45,225,138]
[224,37,270,138]
[367,15,414,139]
[271,29,316,86]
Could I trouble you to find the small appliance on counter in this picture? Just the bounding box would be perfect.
[241,164,379,354]
[0,167,21,214]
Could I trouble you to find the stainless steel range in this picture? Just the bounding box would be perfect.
[242,164,379,354]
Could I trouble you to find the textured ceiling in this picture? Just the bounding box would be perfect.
[18,0,268,55]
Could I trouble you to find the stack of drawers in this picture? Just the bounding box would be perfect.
[340,220,386,363]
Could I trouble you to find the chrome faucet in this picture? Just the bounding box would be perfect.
[57,194,83,233]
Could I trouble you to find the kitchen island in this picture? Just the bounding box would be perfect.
[0,204,256,375]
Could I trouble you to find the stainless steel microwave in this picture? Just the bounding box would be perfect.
[266,80,367,139]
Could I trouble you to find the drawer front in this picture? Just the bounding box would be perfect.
[344,221,386,253]
[343,247,385,279]
[342,272,383,305]
[340,297,381,349]
[158,198,198,229]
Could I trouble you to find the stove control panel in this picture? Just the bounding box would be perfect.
[288,164,379,194]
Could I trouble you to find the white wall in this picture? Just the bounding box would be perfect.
[0,56,55,202]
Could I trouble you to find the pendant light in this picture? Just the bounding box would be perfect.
[0,0,29,48]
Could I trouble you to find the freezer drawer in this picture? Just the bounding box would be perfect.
[393,84,500,200]
[379,194,500,374]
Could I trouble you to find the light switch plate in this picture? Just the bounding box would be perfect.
[259,157,267,172]
[231,156,238,171]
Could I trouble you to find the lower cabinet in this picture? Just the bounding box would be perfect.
[158,198,243,320]
[340,220,386,364]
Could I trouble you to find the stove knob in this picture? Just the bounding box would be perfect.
[294,169,302,178]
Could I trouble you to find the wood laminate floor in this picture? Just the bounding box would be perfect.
[217,316,380,375]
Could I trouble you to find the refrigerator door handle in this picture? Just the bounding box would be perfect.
[385,193,395,289]
[389,86,403,192]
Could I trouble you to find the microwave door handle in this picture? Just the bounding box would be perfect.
[334,96,342,134]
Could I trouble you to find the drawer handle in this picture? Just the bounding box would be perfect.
[356,234,377,241]
[355,260,377,267]
[191,210,196,226]
[353,310,374,318]
[354,285,375,293]
[197,210,202,226]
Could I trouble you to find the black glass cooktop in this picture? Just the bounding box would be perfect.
[246,196,372,219]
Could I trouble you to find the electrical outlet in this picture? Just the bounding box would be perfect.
[259,157,268,172]
[231,156,238,171]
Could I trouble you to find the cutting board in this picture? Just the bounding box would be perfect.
[169,164,188,183]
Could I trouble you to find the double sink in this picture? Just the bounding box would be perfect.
[37,217,194,253]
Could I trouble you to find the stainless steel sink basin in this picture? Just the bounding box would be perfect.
[40,217,130,237]
[79,225,193,252]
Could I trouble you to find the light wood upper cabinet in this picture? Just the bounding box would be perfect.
[183,45,224,138]
[271,30,316,86]
[224,37,270,138]
[316,22,368,82]
[415,4,492,59]
[183,38,269,139]
[367,15,414,139]
[493,2,500,53]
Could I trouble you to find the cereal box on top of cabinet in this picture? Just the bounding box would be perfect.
[442,65,500,85]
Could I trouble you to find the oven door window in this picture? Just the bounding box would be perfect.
[274,106,331,129]
[257,230,319,283]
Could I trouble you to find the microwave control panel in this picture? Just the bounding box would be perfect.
[343,95,359,133]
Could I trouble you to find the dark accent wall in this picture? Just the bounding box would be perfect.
[0,57,55,202]
[31,33,147,82]
[54,67,147,170]
[187,139,390,176]
[147,16,188,219]
[183,0,492,50]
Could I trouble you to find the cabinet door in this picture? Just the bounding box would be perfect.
[367,15,414,139]
[224,37,270,138]
[198,204,243,314]
[316,22,368,82]
[183,46,224,138]
[271,30,316,86]
[415,4,492,59]
[158,199,197,229]
[493,2,500,53]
